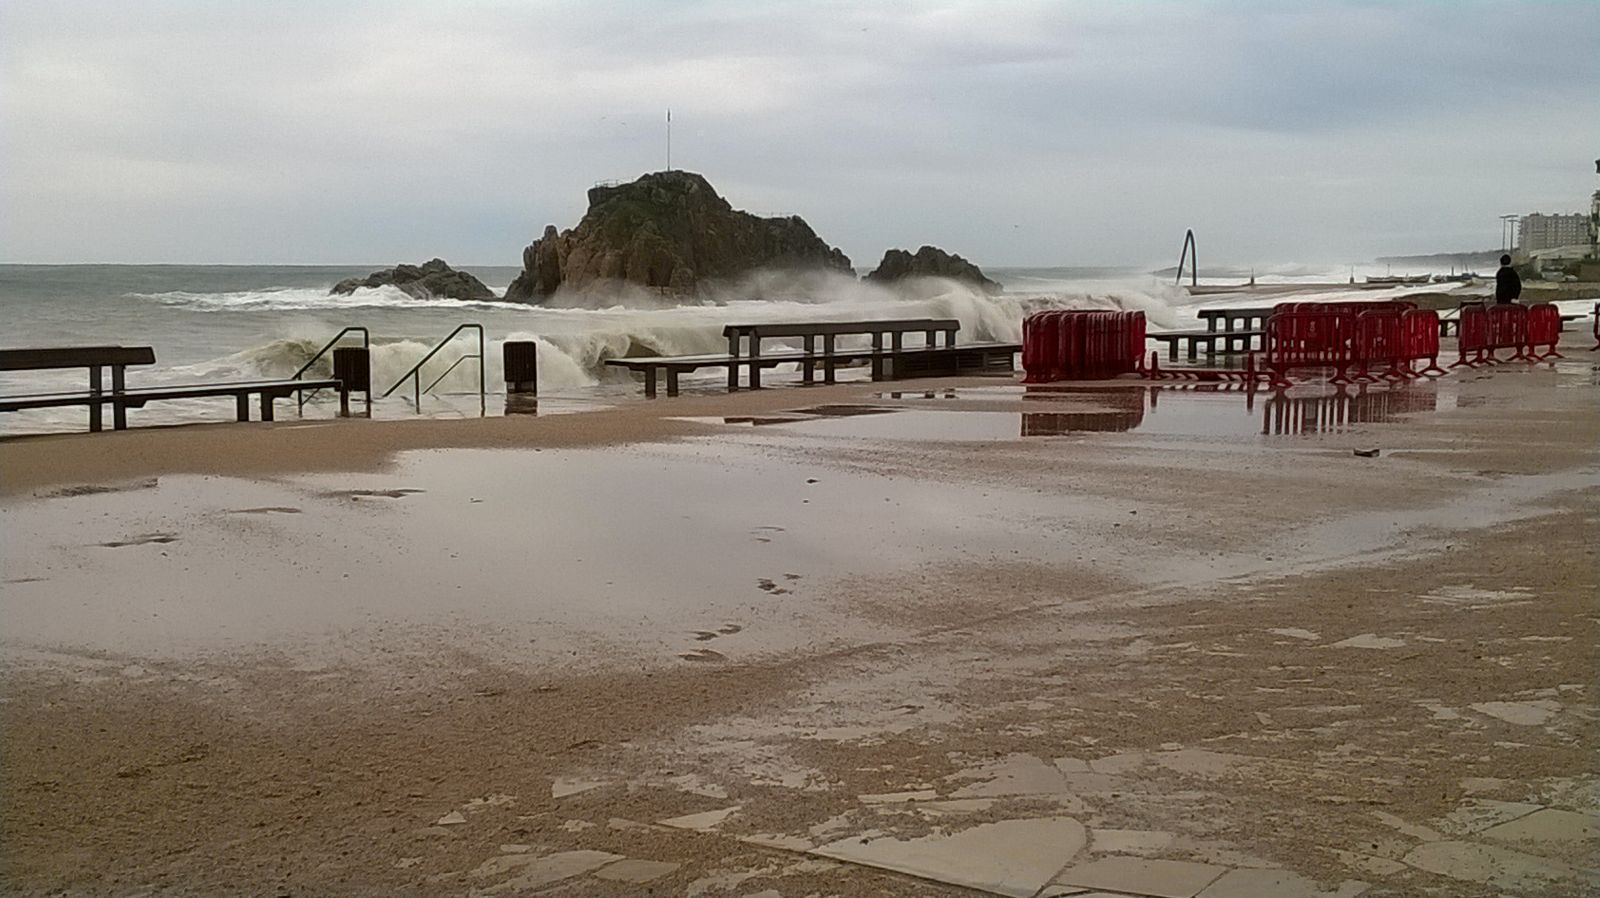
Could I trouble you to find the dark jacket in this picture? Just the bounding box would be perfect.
[1495,265,1522,303]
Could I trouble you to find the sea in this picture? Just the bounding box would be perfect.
[0,261,1489,434]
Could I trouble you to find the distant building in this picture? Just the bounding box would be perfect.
[1518,212,1588,252]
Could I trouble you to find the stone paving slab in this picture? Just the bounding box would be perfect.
[812,816,1087,897]
[1194,868,1368,898]
[1400,840,1587,892]
[592,858,681,882]
[473,850,624,894]
[1052,857,1228,898]
[1479,807,1600,844]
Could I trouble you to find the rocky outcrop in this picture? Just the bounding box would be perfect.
[331,258,494,302]
[505,171,852,302]
[865,246,1001,293]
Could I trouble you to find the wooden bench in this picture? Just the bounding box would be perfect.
[1196,307,1275,335]
[604,342,1020,398]
[603,318,1018,397]
[1,346,341,432]
[0,346,155,431]
[1147,329,1265,360]
[723,319,962,390]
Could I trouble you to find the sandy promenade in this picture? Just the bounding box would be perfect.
[2,339,1597,897]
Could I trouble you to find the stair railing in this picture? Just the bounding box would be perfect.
[380,323,485,414]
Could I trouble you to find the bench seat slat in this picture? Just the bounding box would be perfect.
[0,346,157,371]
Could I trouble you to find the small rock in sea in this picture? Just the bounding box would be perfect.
[805,478,819,484]
[1354,448,1381,458]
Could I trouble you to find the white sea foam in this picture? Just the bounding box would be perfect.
[130,284,536,312]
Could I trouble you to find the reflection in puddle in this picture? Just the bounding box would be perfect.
[1021,410,1145,435]
[694,382,1448,441]
[1259,387,1436,436]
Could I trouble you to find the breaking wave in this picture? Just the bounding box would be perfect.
[129,284,536,312]
[144,270,1196,394]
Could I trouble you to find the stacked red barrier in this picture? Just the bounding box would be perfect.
[1021,310,1146,382]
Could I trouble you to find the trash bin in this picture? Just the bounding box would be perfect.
[504,341,537,395]
[332,347,370,417]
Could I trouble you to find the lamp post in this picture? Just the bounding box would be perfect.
[1500,214,1519,254]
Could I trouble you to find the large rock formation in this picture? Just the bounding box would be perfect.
[865,246,1001,293]
[505,171,852,301]
[331,258,494,302]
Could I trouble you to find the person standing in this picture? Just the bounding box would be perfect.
[1495,254,1522,304]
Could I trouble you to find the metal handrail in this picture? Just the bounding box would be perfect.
[293,326,368,412]
[380,323,485,413]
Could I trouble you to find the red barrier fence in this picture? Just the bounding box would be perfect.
[1258,302,1439,385]
[1022,310,1146,382]
[1400,309,1446,376]
[1486,304,1528,361]
[1262,312,1358,386]
[1355,308,1406,381]
[1451,303,1490,367]
[1525,303,1562,360]
[1593,302,1599,352]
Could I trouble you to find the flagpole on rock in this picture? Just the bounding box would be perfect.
[666,108,672,172]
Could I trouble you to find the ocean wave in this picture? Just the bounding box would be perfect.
[150,274,1194,397]
[126,284,535,312]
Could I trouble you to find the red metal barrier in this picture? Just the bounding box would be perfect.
[1401,309,1445,376]
[1451,303,1489,368]
[1525,303,1562,360]
[1355,309,1407,381]
[1592,302,1599,352]
[1262,312,1357,386]
[1022,310,1145,382]
[1274,300,1415,319]
[1486,304,1528,362]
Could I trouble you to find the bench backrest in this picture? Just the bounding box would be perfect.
[723,319,960,340]
[0,346,157,371]
[1196,308,1275,321]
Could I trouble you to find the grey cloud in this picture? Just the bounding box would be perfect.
[2,0,1596,265]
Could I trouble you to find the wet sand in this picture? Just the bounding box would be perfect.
[2,338,1598,897]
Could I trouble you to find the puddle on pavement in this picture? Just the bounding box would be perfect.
[688,382,1455,440]
[0,443,1126,663]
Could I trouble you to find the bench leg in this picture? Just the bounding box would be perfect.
[1187,340,1198,361]
[260,393,275,422]
[667,369,680,398]
[749,355,761,389]
[727,333,741,392]
[88,365,103,433]
[645,368,657,399]
[236,394,250,422]
[824,335,837,384]
[111,365,128,430]
[802,335,815,384]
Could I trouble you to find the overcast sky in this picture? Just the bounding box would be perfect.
[3,1,1597,267]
